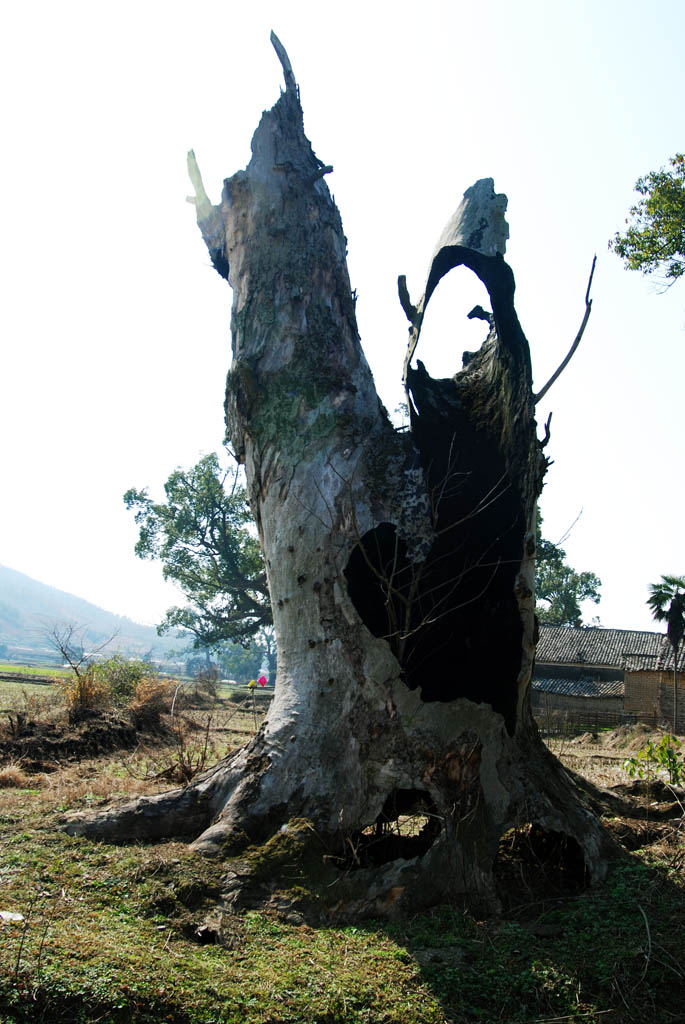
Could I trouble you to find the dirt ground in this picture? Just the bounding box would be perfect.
[546,722,685,789]
[0,684,268,793]
[2,687,681,808]
[1,692,683,877]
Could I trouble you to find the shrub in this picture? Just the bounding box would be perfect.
[92,656,154,704]
[169,712,215,783]
[53,666,111,720]
[623,733,685,786]
[129,677,174,729]
[53,656,161,721]
[194,665,220,699]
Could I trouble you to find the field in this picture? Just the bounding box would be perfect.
[1,676,684,1024]
[0,679,56,704]
[0,664,70,686]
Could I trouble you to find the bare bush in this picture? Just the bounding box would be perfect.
[194,666,219,700]
[128,677,174,729]
[169,712,215,783]
[53,666,111,721]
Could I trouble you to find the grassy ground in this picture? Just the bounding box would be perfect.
[0,664,71,679]
[1,692,684,1023]
[0,679,56,702]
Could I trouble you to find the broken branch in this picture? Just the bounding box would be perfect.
[186,149,213,222]
[397,275,418,324]
[534,255,596,405]
[270,30,297,93]
[540,411,552,448]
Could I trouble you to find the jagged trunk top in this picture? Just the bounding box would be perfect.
[61,37,610,917]
[187,36,545,732]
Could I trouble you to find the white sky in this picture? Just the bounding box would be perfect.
[0,0,683,632]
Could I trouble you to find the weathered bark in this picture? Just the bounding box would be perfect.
[65,36,611,915]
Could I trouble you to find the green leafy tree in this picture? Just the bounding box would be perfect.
[187,632,276,684]
[610,153,685,287]
[124,450,272,652]
[216,643,264,683]
[535,510,601,626]
[647,574,685,732]
[185,655,215,677]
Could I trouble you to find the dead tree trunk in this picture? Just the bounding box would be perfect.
[65,36,611,915]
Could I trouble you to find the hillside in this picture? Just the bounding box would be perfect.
[0,564,187,665]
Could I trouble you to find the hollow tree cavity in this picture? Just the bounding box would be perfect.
[63,33,611,917]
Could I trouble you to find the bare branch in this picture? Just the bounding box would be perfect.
[467,305,493,324]
[45,623,118,677]
[186,150,229,279]
[540,411,552,448]
[556,507,583,547]
[534,255,596,405]
[307,164,333,184]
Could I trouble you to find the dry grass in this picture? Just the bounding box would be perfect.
[0,694,268,818]
[0,682,57,718]
[0,763,29,788]
[546,722,685,789]
[1,707,684,1024]
[129,676,175,728]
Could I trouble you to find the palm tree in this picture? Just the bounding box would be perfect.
[647,575,685,733]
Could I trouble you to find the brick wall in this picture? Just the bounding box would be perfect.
[625,670,685,731]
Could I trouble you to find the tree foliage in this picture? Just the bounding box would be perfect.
[647,574,685,657]
[124,450,271,650]
[610,153,685,287]
[647,574,685,733]
[535,510,601,626]
[186,632,275,683]
[219,641,267,682]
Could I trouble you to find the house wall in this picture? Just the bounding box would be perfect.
[531,691,623,714]
[624,670,685,731]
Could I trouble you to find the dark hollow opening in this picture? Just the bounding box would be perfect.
[345,355,526,733]
[339,788,442,870]
[345,511,521,729]
[494,823,590,913]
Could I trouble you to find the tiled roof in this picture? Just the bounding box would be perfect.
[532,675,624,699]
[537,625,663,669]
[624,634,685,672]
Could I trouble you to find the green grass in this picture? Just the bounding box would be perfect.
[0,822,437,1024]
[0,712,683,1024]
[0,679,60,706]
[0,782,683,1024]
[0,663,70,688]
[0,663,69,676]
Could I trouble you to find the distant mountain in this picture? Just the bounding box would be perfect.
[0,564,187,666]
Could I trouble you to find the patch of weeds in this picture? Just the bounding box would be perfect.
[624,733,685,785]
[372,860,684,1023]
